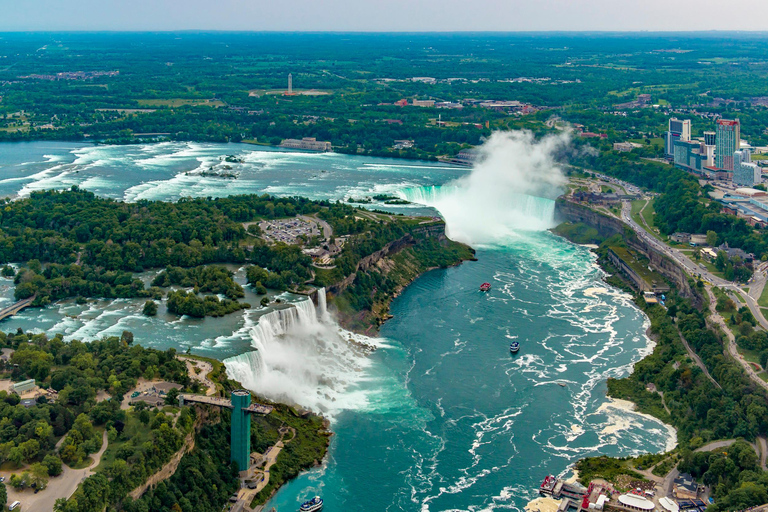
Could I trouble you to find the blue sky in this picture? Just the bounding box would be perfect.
[2,0,768,31]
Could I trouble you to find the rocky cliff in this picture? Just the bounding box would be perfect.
[554,199,702,306]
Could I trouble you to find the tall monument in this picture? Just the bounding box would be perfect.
[288,73,293,95]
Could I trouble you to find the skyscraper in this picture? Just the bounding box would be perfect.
[716,119,740,171]
[665,118,691,158]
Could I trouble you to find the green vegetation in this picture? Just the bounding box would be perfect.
[166,290,248,318]
[151,265,244,300]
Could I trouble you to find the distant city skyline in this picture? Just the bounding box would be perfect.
[2,0,768,32]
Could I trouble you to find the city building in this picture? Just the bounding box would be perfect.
[449,148,480,166]
[673,139,707,174]
[716,119,740,171]
[665,118,691,158]
[280,137,332,152]
[613,142,643,152]
[733,150,761,187]
[673,473,700,500]
[703,131,716,166]
[412,99,436,107]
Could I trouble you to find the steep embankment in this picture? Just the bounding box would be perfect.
[326,222,475,334]
[554,199,702,306]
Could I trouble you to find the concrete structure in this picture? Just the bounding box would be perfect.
[288,73,293,95]
[179,391,273,472]
[10,379,36,395]
[673,139,707,174]
[412,99,435,107]
[280,137,332,152]
[670,232,691,244]
[665,118,691,158]
[704,131,716,166]
[230,390,251,471]
[449,148,480,166]
[613,142,643,152]
[716,119,741,171]
[673,473,699,500]
[734,150,761,187]
[618,494,655,511]
[152,382,183,395]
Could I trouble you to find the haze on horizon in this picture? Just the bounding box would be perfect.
[2,0,768,32]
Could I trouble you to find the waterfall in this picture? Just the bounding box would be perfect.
[397,131,568,245]
[316,287,328,321]
[223,288,376,416]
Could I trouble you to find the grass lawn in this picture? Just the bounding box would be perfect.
[96,413,152,472]
[737,346,762,365]
[758,283,768,308]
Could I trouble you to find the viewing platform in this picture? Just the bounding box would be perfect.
[178,393,273,415]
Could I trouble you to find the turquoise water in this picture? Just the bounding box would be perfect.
[0,142,675,512]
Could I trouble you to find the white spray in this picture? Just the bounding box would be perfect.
[224,289,378,417]
[400,130,570,245]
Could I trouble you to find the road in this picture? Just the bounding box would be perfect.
[3,430,109,511]
[620,200,768,330]
[705,287,768,393]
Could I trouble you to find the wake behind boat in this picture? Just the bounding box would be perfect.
[300,496,323,512]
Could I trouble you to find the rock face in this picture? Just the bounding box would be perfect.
[554,199,703,307]
[327,224,448,297]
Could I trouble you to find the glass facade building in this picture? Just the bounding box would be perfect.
[715,119,740,171]
[230,389,252,471]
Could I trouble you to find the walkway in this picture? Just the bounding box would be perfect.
[178,356,216,396]
[705,287,768,393]
[677,328,721,390]
[232,427,295,512]
[3,430,108,511]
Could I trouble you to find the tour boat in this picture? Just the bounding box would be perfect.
[480,282,491,291]
[300,496,323,512]
[510,341,520,353]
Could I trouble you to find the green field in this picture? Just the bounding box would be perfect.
[758,284,768,308]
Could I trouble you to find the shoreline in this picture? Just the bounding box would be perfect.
[520,226,679,511]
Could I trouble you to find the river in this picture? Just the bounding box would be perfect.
[0,140,675,511]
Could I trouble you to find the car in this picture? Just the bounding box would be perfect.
[0,476,4,482]
[9,501,20,511]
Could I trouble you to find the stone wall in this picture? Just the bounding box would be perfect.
[555,199,702,307]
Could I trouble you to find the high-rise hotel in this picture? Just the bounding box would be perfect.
[715,119,740,171]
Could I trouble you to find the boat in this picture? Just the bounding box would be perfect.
[300,497,323,512]
[480,282,491,291]
[509,341,520,353]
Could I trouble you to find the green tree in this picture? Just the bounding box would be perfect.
[142,300,158,316]
[706,230,718,246]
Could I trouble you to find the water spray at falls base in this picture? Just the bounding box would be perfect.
[224,289,378,417]
[399,131,569,245]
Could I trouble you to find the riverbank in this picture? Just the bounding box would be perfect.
[328,230,476,335]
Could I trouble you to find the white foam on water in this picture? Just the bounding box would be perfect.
[224,289,383,418]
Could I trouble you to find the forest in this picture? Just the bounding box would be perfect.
[4,33,768,154]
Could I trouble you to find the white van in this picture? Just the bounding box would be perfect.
[9,501,21,510]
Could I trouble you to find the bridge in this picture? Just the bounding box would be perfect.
[0,296,35,322]
[179,390,273,471]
